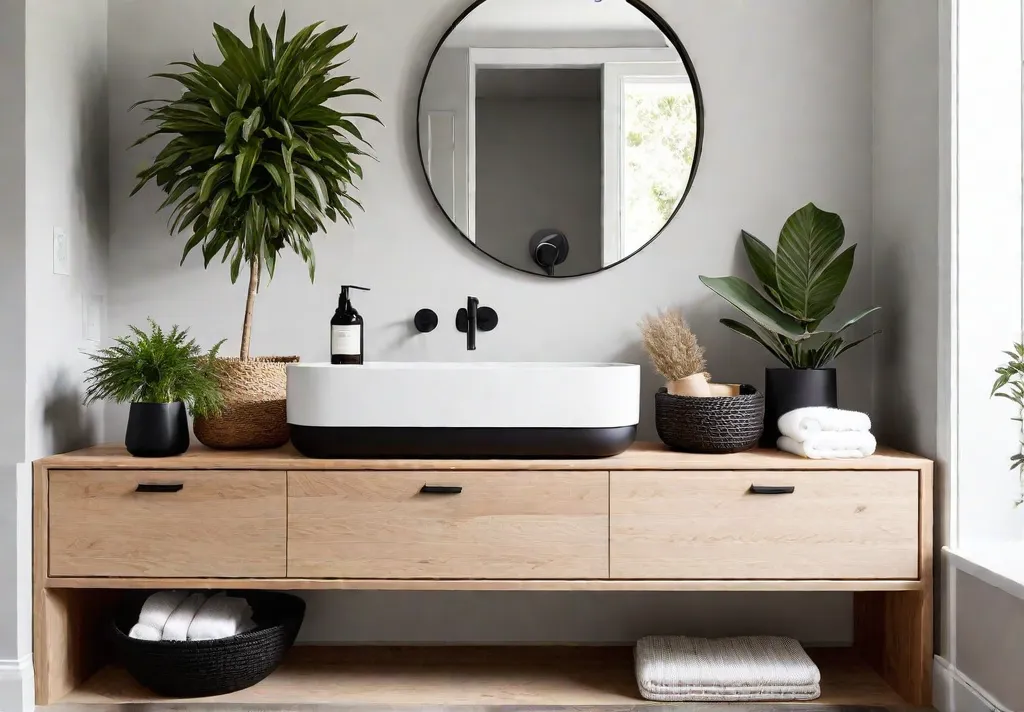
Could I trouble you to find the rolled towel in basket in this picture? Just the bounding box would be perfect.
[778,407,871,442]
[635,635,820,702]
[129,590,187,641]
[778,431,877,460]
[161,593,208,641]
[187,593,256,641]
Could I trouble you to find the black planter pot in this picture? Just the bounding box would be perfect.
[761,368,838,447]
[125,402,189,457]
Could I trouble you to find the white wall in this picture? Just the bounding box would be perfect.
[476,96,603,275]
[106,0,875,644]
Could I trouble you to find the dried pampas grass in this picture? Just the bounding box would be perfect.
[639,310,708,382]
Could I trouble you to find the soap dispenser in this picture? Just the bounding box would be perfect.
[331,286,370,365]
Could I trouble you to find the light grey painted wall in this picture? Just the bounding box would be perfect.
[869,0,944,653]
[24,0,110,463]
[955,571,1024,710]
[105,0,874,644]
[0,0,27,668]
[476,96,602,275]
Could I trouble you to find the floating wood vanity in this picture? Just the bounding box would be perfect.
[33,442,933,707]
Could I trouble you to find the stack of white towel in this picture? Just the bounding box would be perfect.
[129,591,256,642]
[634,635,821,702]
[776,407,876,459]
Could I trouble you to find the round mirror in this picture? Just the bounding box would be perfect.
[418,0,703,278]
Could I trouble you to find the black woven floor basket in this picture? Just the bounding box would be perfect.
[112,591,305,698]
[655,385,765,454]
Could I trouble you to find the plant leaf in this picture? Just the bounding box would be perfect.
[720,318,795,368]
[831,331,882,363]
[241,107,263,142]
[742,230,778,296]
[198,162,230,202]
[234,139,263,196]
[699,276,807,339]
[774,202,847,321]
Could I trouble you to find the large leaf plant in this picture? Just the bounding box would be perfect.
[132,9,380,360]
[699,203,879,369]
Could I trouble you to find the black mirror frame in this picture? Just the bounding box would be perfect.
[416,0,705,279]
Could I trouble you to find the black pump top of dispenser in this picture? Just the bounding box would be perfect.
[338,285,370,311]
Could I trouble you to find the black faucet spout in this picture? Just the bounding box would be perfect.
[456,296,498,351]
[466,296,479,351]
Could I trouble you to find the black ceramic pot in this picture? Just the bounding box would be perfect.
[761,368,838,447]
[125,402,189,457]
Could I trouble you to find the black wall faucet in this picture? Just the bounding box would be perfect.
[456,297,498,351]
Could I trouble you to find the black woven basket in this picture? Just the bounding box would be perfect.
[112,591,305,698]
[655,385,765,454]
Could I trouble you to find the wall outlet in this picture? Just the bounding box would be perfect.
[52,227,70,275]
[83,295,103,343]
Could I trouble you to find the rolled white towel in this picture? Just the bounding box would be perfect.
[778,431,877,460]
[187,593,254,641]
[128,623,162,641]
[778,407,871,443]
[161,593,208,641]
[129,590,187,641]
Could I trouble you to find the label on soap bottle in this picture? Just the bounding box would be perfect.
[331,325,361,356]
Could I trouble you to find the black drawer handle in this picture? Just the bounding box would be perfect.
[750,485,795,495]
[420,485,463,495]
[135,483,184,493]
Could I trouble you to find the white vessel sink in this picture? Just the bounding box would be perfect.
[287,362,640,458]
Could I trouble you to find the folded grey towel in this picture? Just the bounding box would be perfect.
[634,635,821,702]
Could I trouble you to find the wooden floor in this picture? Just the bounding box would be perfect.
[58,646,914,708]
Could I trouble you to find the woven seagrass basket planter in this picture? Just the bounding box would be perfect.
[194,357,298,450]
[655,385,765,454]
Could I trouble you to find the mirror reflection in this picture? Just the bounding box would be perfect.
[419,0,701,277]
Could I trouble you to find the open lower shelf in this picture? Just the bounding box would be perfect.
[62,645,906,707]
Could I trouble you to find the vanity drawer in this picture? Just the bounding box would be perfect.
[610,470,919,580]
[288,471,609,579]
[48,470,286,578]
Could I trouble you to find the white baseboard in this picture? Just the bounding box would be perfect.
[0,655,33,712]
[934,655,1006,712]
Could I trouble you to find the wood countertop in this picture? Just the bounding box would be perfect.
[38,441,931,471]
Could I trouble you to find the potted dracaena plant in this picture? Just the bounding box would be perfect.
[700,203,880,445]
[131,9,380,449]
[84,321,225,457]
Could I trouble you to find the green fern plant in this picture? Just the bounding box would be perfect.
[83,321,226,417]
[131,8,380,360]
[992,341,1024,506]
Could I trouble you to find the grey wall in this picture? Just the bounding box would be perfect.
[24,0,110,463]
[870,0,944,652]
[955,572,1024,710]
[0,3,108,709]
[0,0,27,671]
[476,97,603,275]
[106,0,875,645]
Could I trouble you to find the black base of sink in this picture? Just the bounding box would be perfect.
[289,425,637,459]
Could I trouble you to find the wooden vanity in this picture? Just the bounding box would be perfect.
[33,442,933,707]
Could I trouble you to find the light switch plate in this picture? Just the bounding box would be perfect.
[53,228,70,275]
[83,295,103,343]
